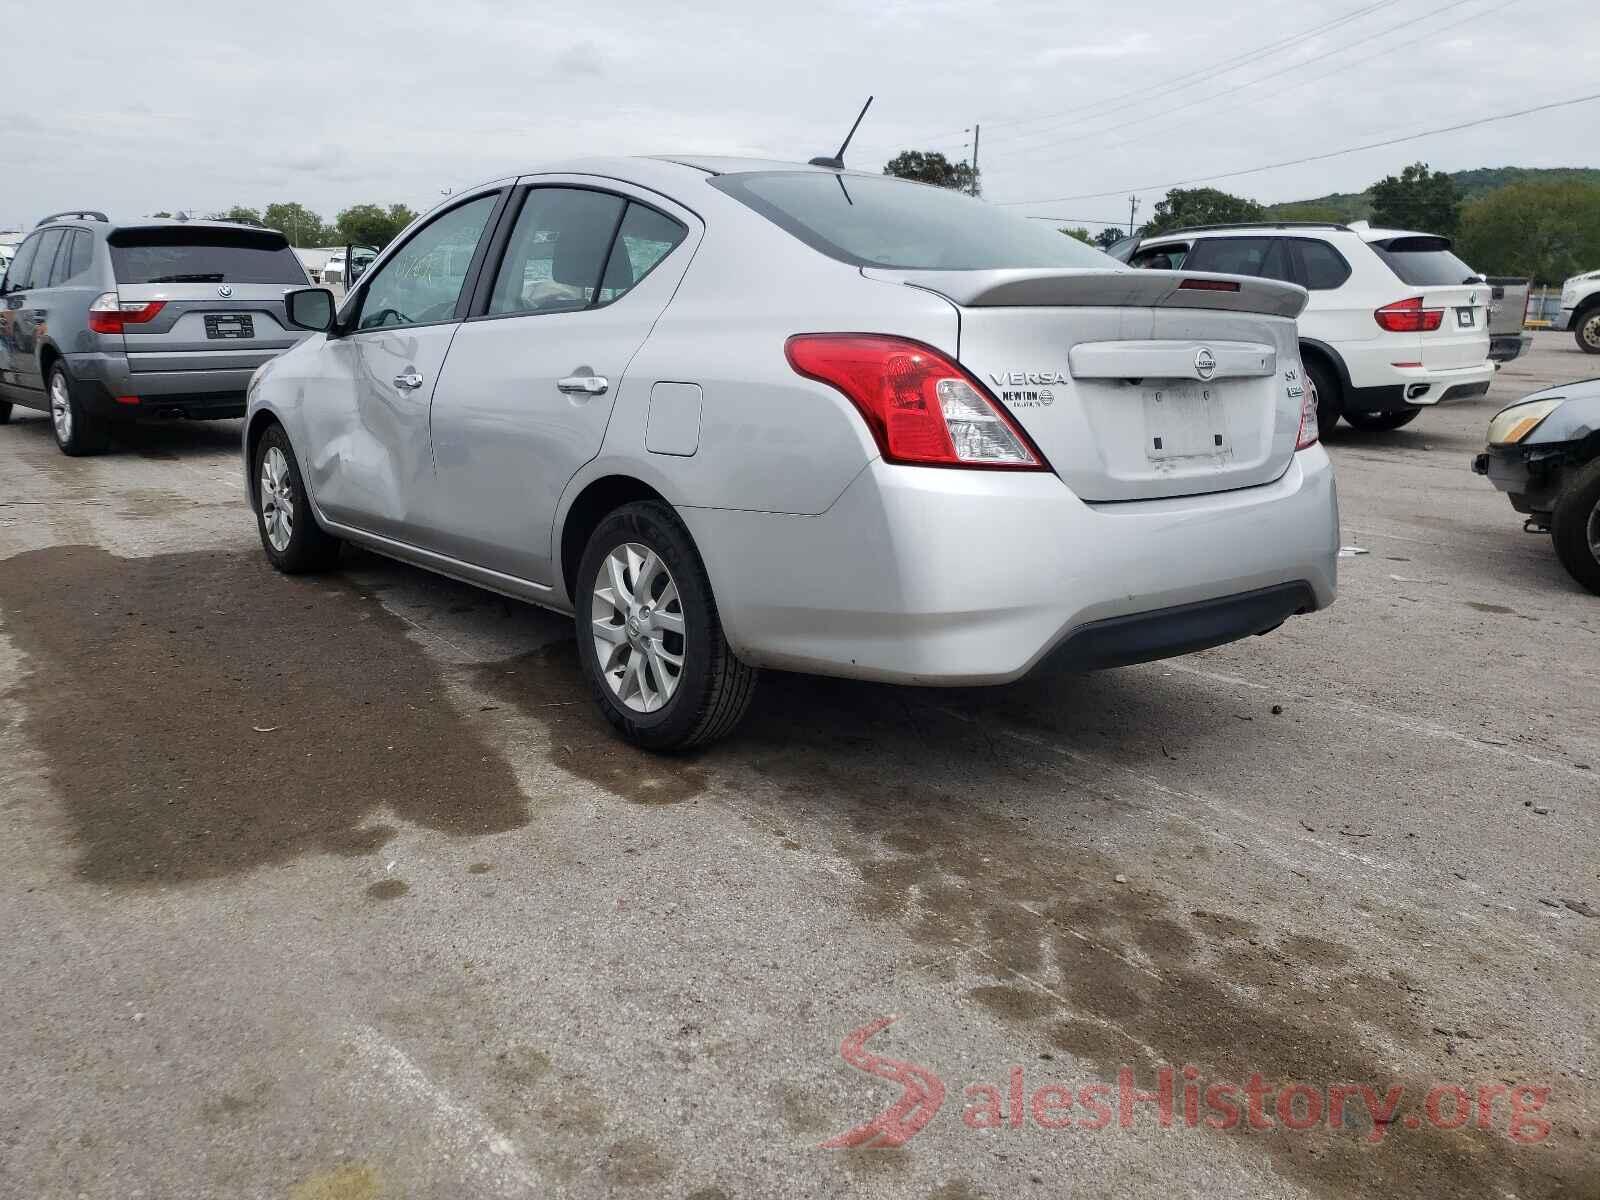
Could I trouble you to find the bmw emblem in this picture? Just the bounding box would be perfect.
[217,285,233,298]
[1194,347,1217,380]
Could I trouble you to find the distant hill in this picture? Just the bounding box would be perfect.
[1264,166,1600,222]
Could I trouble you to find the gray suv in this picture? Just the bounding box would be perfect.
[0,211,311,454]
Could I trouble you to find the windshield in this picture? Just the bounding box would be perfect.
[710,171,1117,271]
[1369,236,1479,287]
[108,227,306,285]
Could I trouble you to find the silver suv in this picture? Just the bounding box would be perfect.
[0,211,311,454]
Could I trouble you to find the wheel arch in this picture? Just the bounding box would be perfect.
[244,408,287,507]
[1297,338,1350,394]
[558,474,673,605]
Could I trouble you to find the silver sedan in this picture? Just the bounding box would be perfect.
[245,156,1338,748]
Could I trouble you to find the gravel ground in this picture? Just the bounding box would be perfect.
[0,333,1595,1200]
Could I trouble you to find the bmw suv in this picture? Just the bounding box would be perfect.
[0,211,311,454]
[1118,221,1492,432]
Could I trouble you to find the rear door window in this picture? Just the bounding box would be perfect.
[108,227,307,284]
[1368,236,1477,286]
[1290,239,1351,290]
[48,229,94,286]
[598,203,686,304]
[486,188,627,316]
[27,230,65,289]
[1184,237,1291,281]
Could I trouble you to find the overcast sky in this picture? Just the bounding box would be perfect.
[3,0,1594,234]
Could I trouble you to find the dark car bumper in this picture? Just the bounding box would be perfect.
[1489,333,1533,363]
[1038,582,1319,673]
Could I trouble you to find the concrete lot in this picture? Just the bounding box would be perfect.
[0,334,1595,1199]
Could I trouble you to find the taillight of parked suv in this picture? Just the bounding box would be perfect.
[1373,296,1443,333]
[87,292,166,334]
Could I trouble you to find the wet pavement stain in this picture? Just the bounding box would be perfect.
[364,879,409,901]
[468,644,707,805]
[731,682,1597,1200]
[287,1163,379,1200]
[0,545,528,886]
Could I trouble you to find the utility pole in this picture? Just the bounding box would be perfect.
[970,124,981,197]
[1128,194,1140,236]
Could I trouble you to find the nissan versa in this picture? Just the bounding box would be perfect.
[244,157,1339,749]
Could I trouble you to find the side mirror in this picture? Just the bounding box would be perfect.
[284,287,336,332]
[345,243,378,287]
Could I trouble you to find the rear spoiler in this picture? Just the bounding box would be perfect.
[864,267,1308,320]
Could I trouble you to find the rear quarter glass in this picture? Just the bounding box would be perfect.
[709,171,1117,271]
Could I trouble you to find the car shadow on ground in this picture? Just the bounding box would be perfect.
[4,406,242,458]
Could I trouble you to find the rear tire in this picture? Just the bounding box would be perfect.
[575,500,757,750]
[1343,408,1421,432]
[1304,356,1341,434]
[253,423,341,574]
[1551,458,1600,596]
[1576,304,1600,355]
[0,400,12,424]
[49,362,111,456]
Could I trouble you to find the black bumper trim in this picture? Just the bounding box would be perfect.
[1038,582,1319,674]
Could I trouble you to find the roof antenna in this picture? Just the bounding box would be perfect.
[810,96,873,171]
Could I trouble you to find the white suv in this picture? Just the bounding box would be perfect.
[1120,221,1492,432]
[1558,268,1600,353]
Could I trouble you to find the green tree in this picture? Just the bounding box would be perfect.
[1059,226,1093,244]
[1369,162,1460,235]
[1142,187,1265,235]
[1264,201,1349,224]
[1455,181,1600,283]
[1094,226,1128,250]
[883,150,980,196]
[262,201,333,247]
[335,203,419,249]
[208,205,263,225]
[150,210,174,219]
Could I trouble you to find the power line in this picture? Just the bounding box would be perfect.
[995,90,1600,207]
[992,0,1482,158]
[850,0,1390,159]
[1063,0,1511,163]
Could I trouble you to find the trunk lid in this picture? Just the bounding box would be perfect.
[114,282,303,373]
[1409,281,1491,371]
[869,268,1308,502]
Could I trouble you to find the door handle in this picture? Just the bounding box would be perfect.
[393,369,424,391]
[557,374,608,396]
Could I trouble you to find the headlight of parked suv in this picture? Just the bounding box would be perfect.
[1487,398,1564,446]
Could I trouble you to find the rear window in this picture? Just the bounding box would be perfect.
[1368,236,1477,287]
[709,171,1114,271]
[107,227,307,285]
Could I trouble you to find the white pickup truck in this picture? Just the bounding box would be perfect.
[1559,268,1600,353]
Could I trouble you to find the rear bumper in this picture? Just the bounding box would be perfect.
[1554,307,1574,331]
[1342,346,1493,409]
[679,449,1338,685]
[1489,333,1533,363]
[65,352,248,419]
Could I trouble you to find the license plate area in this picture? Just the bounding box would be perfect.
[1143,384,1230,461]
[1456,307,1475,328]
[205,314,254,340]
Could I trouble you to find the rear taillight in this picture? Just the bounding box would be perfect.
[1374,296,1442,333]
[87,292,165,334]
[785,334,1047,470]
[1297,375,1320,450]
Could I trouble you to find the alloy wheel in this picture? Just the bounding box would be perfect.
[50,372,72,444]
[1588,498,1600,564]
[259,446,295,552]
[591,541,686,713]
[1584,312,1600,351]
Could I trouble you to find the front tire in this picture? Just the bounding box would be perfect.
[1304,356,1341,434]
[1576,305,1600,355]
[253,424,341,574]
[575,500,757,750]
[49,362,111,456]
[1551,458,1600,595]
[1343,408,1421,432]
